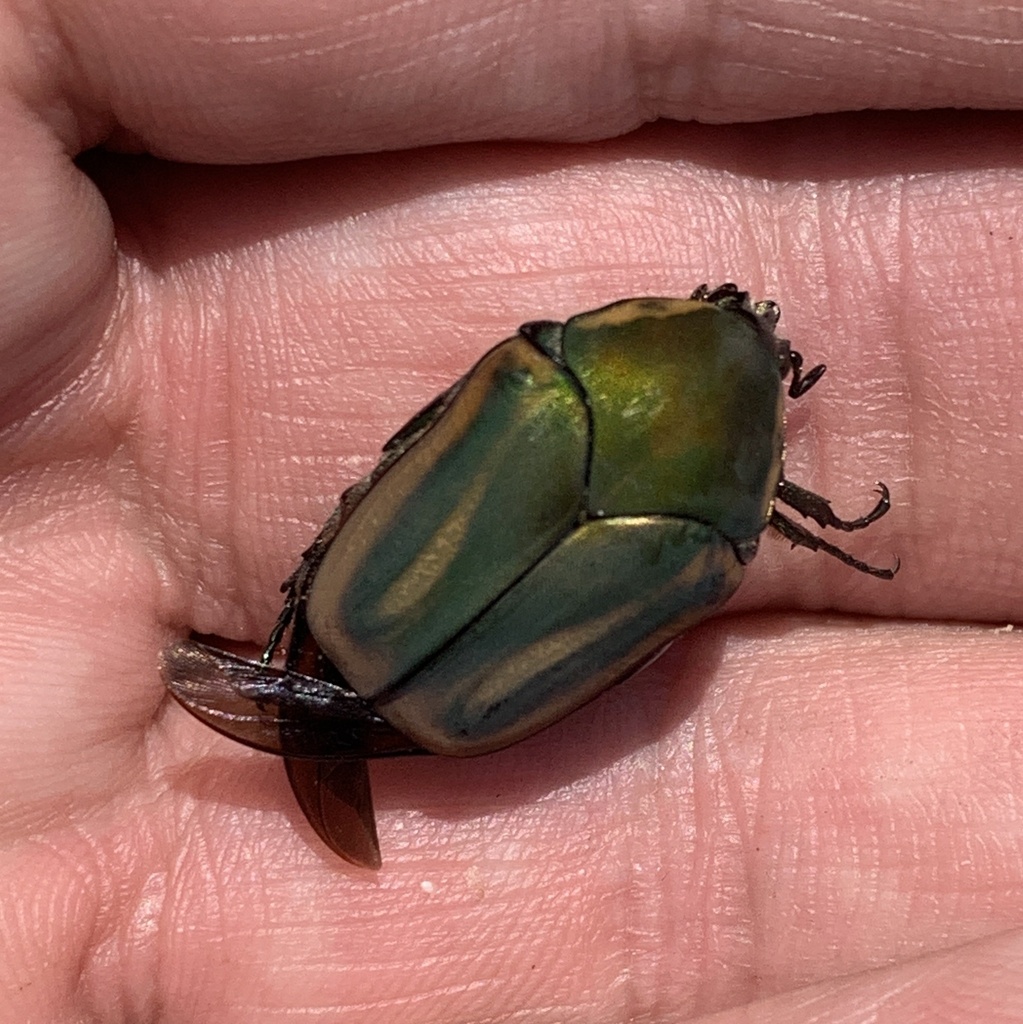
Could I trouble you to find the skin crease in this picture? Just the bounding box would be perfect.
[2,0,1023,1020]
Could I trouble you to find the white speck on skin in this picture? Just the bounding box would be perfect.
[421,880,435,894]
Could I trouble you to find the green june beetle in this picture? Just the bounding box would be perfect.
[162,283,897,868]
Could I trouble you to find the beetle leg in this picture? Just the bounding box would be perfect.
[263,498,351,664]
[692,282,741,305]
[265,473,410,666]
[769,508,899,578]
[777,479,891,532]
[264,379,465,665]
[753,298,780,328]
[786,350,827,398]
[694,282,750,313]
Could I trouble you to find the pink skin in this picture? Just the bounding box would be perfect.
[1,0,1022,1020]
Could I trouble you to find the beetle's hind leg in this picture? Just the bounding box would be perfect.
[262,496,353,665]
[777,479,891,532]
[263,378,466,666]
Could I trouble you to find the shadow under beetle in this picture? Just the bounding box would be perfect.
[162,283,898,868]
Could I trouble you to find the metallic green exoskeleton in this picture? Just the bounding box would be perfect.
[163,283,897,868]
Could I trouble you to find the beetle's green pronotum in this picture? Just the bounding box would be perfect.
[163,283,897,867]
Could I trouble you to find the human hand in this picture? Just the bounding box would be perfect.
[2,1,1022,1020]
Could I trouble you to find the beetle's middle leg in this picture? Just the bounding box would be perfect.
[769,508,898,578]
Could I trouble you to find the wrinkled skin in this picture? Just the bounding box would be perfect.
[2,0,1022,1020]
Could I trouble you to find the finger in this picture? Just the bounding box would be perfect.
[0,99,113,423]
[23,0,1023,160]
[700,928,1023,1022]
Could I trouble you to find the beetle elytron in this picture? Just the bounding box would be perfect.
[163,283,897,867]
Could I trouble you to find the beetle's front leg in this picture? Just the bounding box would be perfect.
[776,479,891,532]
[786,350,827,398]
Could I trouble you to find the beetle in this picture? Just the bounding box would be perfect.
[162,283,898,868]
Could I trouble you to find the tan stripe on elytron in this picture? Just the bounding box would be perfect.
[453,544,719,722]
[374,468,491,620]
[572,298,702,331]
[368,338,579,623]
